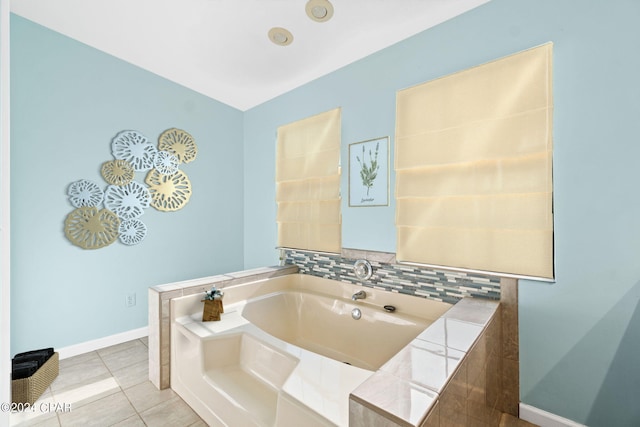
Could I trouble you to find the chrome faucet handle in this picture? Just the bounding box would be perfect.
[353,259,372,281]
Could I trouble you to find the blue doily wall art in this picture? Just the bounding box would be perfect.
[64,128,199,249]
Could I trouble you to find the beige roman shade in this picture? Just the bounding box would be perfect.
[276,107,341,253]
[395,44,554,279]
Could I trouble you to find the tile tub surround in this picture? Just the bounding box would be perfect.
[148,259,520,424]
[170,273,453,426]
[350,298,503,427]
[284,248,501,304]
[500,278,520,417]
[148,265,298,390]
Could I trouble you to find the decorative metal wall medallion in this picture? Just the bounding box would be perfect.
[111,130,158,171]
[65,127,198,249]
[104,181,151,220]
[145,169,192,211]
[118,219,147,245]
[67,179,104,208]
[101,159,135,186]
[65,207,120,249]
[153,151,180,175]
[158,128,198,164]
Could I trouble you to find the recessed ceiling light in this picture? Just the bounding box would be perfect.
[268,27,294,46]
[311,6,327,19]
[306,0,334,23]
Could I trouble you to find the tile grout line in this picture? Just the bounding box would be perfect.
[92,348,132,426]
[60,338,148,427]
[100,338,149,426]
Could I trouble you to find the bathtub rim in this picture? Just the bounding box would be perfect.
[176,278,452,372]
[152,264,457,391]
[230,273,453,321]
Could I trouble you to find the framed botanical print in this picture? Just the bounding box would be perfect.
[348,136,389,207]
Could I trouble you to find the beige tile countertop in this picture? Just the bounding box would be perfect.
[350,297,499,427]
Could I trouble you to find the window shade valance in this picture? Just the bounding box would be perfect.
[276,108,341,253]
[395,44,554,279]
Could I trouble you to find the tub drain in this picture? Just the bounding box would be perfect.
[351,308,362,320]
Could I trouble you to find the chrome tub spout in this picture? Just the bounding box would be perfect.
[352,290,366,301]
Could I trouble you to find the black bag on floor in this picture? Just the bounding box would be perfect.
[12,348,54,368]
[11,361,39,380]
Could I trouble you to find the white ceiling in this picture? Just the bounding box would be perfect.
[11,0,489,111]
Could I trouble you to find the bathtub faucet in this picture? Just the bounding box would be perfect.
[352,290,366,301]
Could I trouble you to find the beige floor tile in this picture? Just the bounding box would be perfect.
[9,389,60,427]
[123,381,177,414]
[51,373,121,410]
[98,341,148,373]
[58,351,99,369]
[51,353,110,393]
[110,415,146,426]
[10,414,60,427]
[96,340,144,358]
[18,339,205,427]
[139,395,202,427]
[111,359,149,390]
[58,392,136,426]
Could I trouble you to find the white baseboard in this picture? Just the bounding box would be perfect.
[57,327,148,360]
[520,403,586,427]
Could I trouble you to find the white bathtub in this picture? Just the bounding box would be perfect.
[170,273,452,426]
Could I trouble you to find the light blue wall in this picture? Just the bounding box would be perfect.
[243,0,640,425]
[10,0,640,424]
[10,15,245,354]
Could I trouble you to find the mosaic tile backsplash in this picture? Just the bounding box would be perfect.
[284,249,500,305]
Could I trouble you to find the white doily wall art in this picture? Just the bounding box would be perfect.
[68,179,104,208]
[154,151,180,176]
[63,127,199,249]
[104,181,151,220]
[119,219,147,246]
[112,130,158,171]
